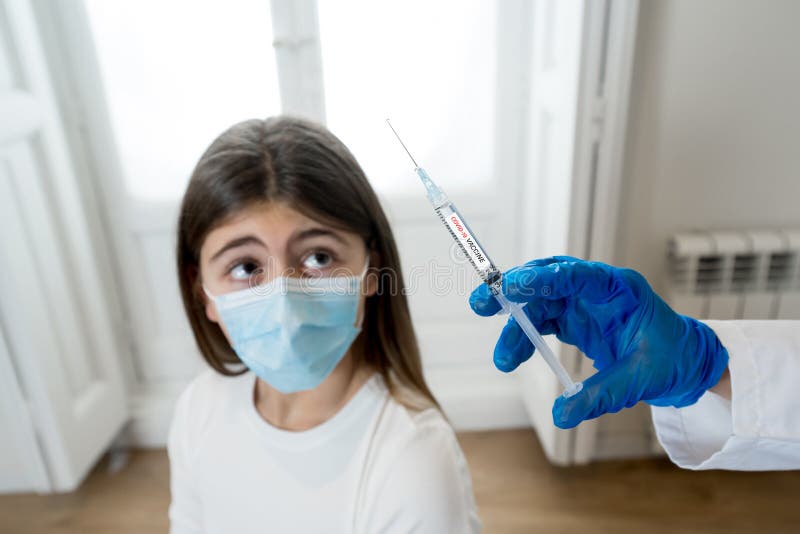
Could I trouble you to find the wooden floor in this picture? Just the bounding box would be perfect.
[1,429,799,533]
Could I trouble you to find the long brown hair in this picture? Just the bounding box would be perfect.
[177,116,438,410]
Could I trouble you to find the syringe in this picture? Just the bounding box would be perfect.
[386,120,583,398]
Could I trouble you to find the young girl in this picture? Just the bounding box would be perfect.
[169,116,481,533]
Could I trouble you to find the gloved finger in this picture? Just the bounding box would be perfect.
[493,314,560,372]
[469,257,583,316]
[522,255,581,268]
[493,317,534,372]
[470,278,568,322]
[468,282,502,317]
[551,358,645,429]
[523,298,567,325]
[504,259,620,304]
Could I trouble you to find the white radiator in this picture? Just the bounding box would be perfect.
[666,229,800,320]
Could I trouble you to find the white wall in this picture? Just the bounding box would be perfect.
[593,0,800,459]
[618,0,800,287]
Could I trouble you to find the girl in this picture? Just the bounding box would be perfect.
[169,116,481,533]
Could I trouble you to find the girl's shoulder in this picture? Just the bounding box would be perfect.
[177,366,252,406]
[374,378,460,467]
[182,366,252,396]
[378,400,456,458]
[357,382,481,532]
[169,368,253,438]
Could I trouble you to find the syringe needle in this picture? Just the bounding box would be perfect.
[385,119,419,169]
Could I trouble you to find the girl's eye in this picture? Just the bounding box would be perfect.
[229,261,261,281]
[302,251,333,271]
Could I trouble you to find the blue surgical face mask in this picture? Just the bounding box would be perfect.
[203,260,368,393]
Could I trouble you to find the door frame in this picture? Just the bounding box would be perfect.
[567,0,640,464]
[512,0,639,465]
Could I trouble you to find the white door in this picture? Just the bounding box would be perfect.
[0,0,128,492]
[0,321,49,493]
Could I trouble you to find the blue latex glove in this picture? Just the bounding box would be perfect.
[469,256,729,429]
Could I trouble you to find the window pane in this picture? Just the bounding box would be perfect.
[84,0,281,200]
[318,0,496,195]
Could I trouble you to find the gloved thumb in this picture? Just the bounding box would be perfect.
[552,359,645,429]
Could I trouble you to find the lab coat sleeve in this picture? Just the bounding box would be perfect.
[651,320,800,470]
[361,412,482,533]
[167,382,203,533]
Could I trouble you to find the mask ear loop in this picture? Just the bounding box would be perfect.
[354,255,371,330]
[202,284,216,301]
[359,255,370,279]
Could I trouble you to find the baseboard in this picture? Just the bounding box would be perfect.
[123,366,531,448]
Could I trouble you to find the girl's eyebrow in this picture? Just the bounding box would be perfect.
[210,235,266,263]
[291,227,348,246]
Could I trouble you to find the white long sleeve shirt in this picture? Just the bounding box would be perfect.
[652,320,800,470]
[167,370,481,534]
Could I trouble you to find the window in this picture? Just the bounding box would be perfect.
[84,0,281,200]
[83,0,497,199]
[318,0,496,195]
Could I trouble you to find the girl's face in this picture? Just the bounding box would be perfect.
[199,201,375,329]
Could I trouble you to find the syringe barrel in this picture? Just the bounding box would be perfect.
[434,202,498,283]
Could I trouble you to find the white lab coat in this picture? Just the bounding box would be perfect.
[651,320,800,470]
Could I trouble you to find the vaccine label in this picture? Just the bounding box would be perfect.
[442,211,490,269]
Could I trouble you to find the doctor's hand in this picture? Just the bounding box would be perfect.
[469,256,729,429]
